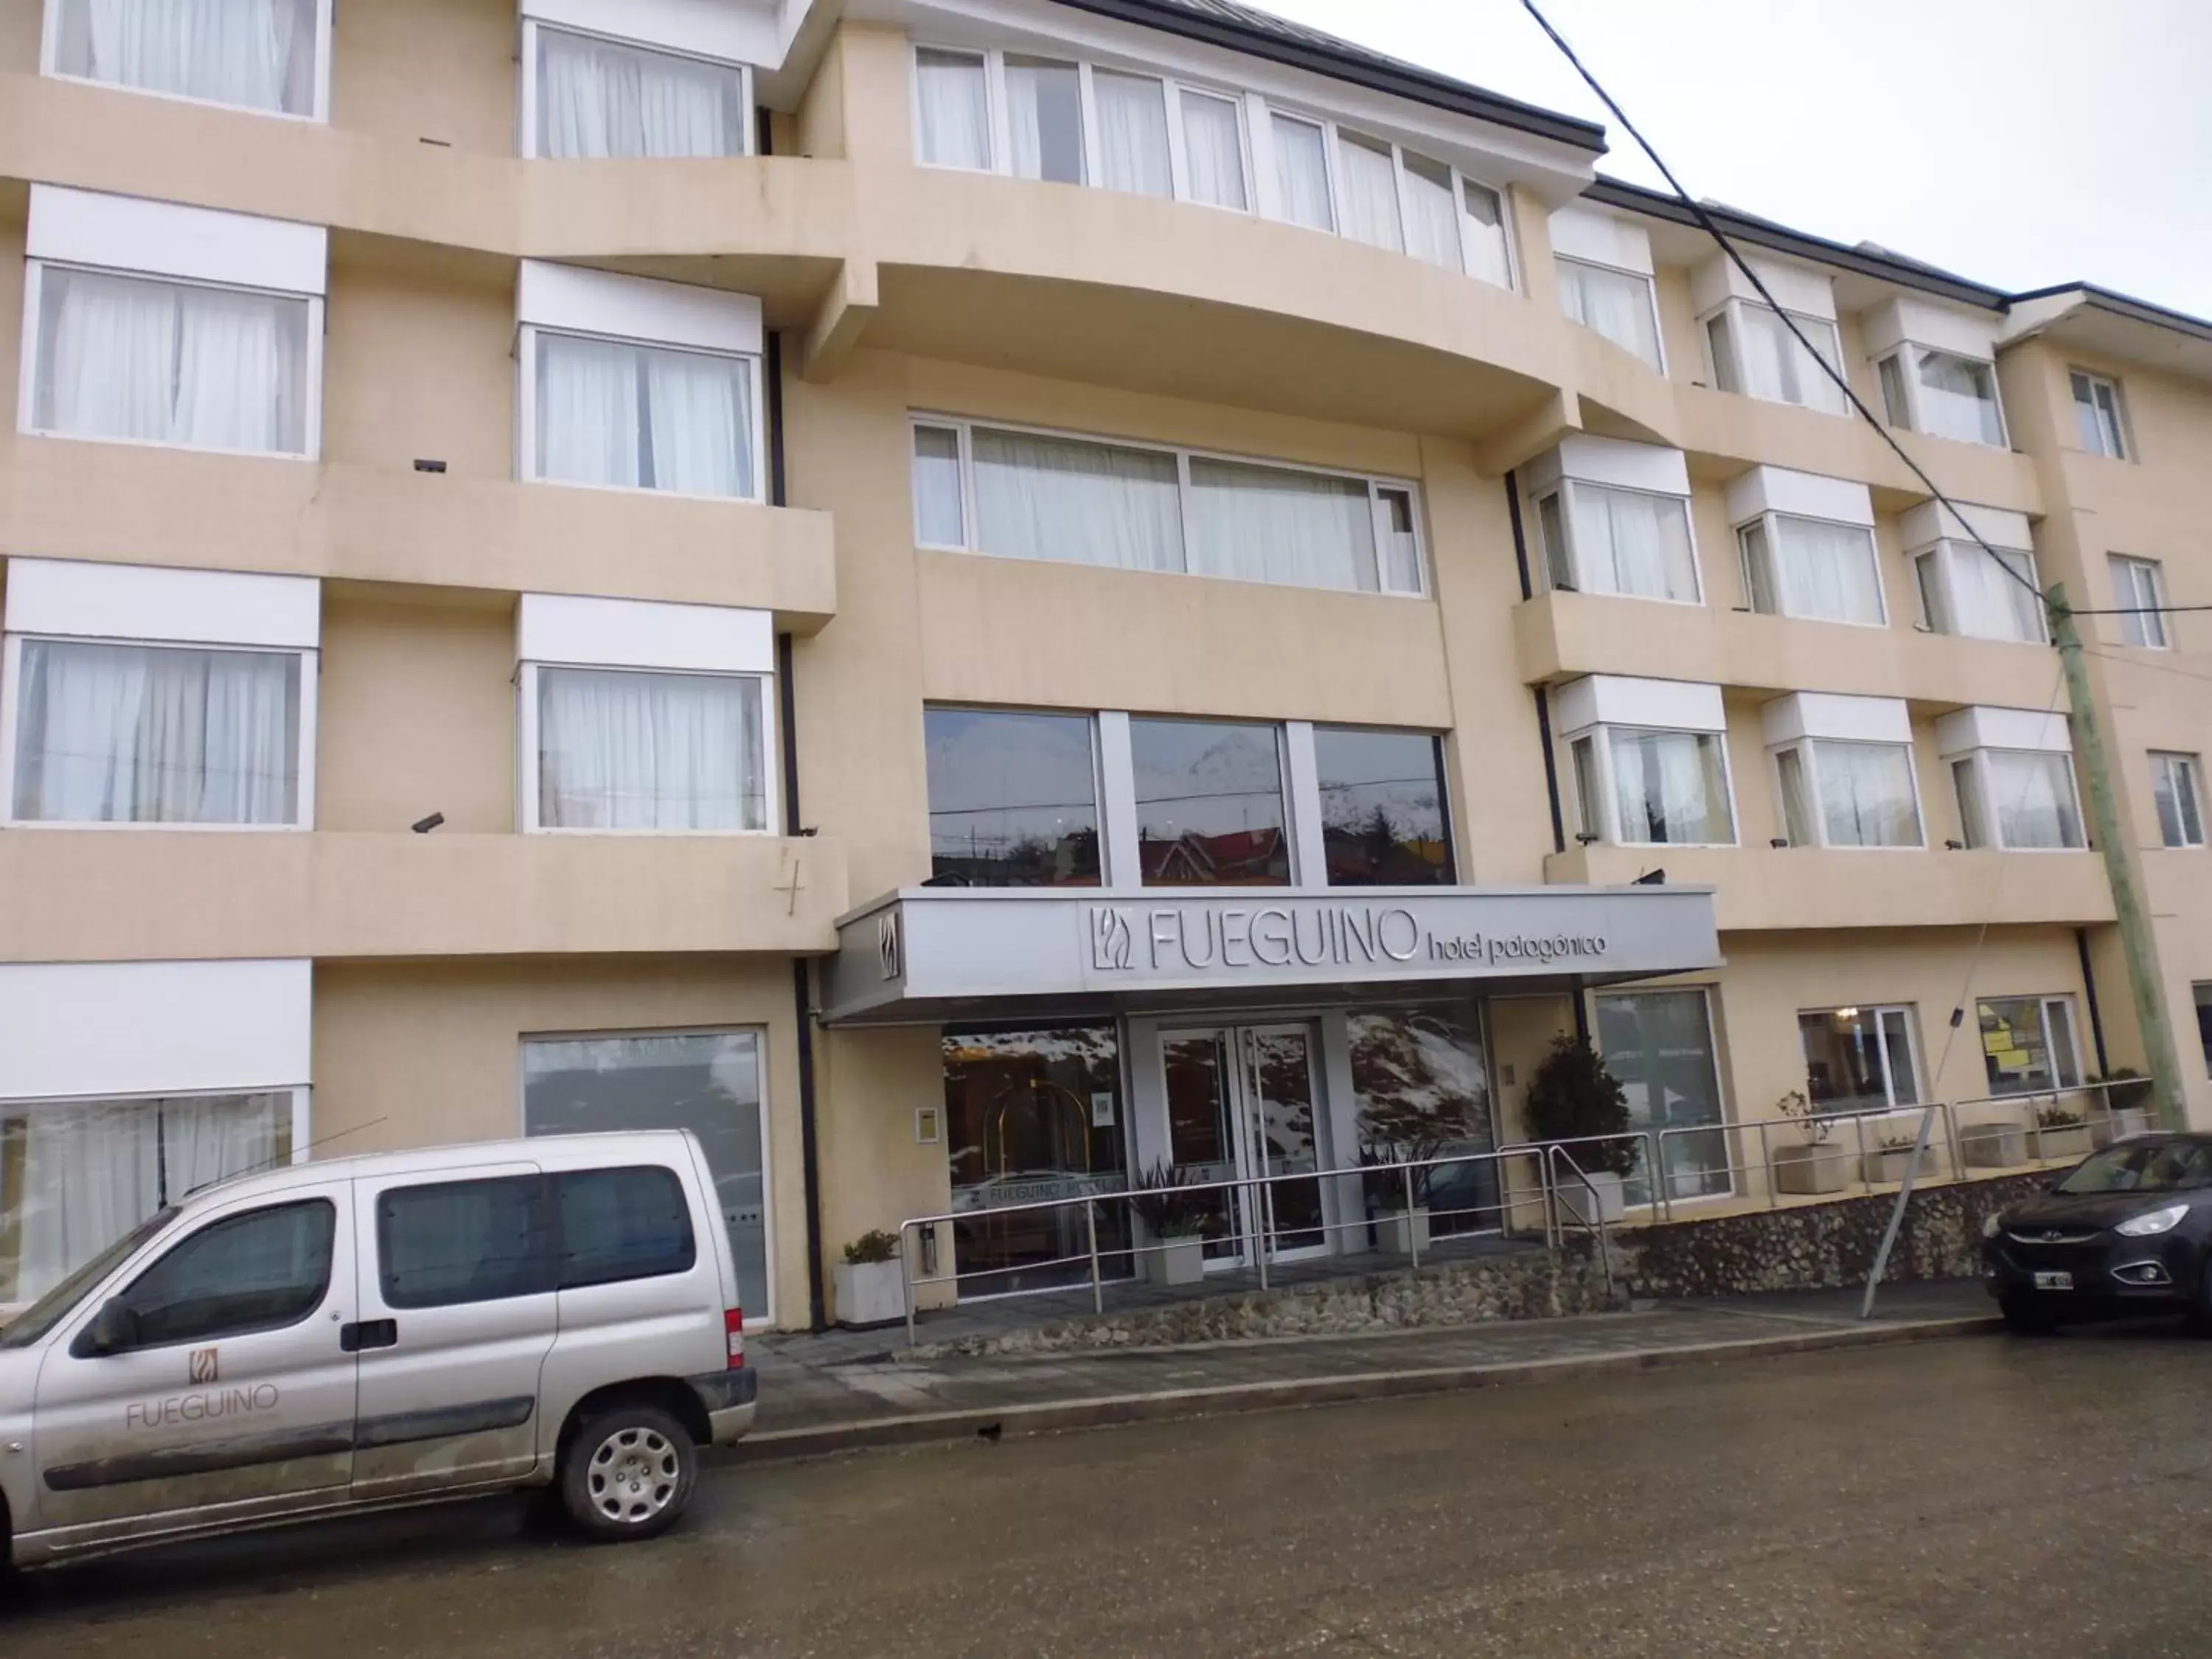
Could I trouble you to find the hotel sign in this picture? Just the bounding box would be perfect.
[1088,902,1610,975]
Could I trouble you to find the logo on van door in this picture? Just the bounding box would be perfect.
[189,1347,219,1385]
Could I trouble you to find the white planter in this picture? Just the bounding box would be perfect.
[1375,1207,1430,1255]
[2027,1123,2093,1163]
[1143,1236,1207,1287]
[1863,1147,1943,1184]
[833,1258,908,1329]
[1773,1141,1848,1194]
[2095,1107,2152,1147]
[1559,1169,1625,1226]
[1961,1123,2028,1169]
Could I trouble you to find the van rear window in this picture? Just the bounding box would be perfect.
[556,1166,695,1290]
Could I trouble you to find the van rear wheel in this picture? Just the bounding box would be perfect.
[559,1404,698,1543]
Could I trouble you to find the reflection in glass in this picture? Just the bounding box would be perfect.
[1315,727,1452,886]
[1132,718,1290,886]
[924,708,1100,886]
[1596,990,1728,1204]
[1798,1006,1918,1117]
[1978,998,2080,1096]
[1349,1004,1497,1235]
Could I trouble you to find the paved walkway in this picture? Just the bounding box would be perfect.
[740,1279,1995,1458]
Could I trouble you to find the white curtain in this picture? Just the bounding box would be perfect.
[1006,57,1082,184]
[1335,133,1401,252]
[40,267,302,453]
[1187,458,1376,591]
[1570,484,1697,601]
[913,425,965,545]
[915,49,990,170]
[1270,114,1332,231]
[644,344,754,498]
[1094,70,1170,198]
[1813,740,1920,847]
[1610,729,1729,845]
[5,1093,284,1303]
[1401,154,1459,269]
[1948,543,2040,641]
[1775,746,1815,845]
[1916,349,2003,445]
[13,639,297,824]
[1989,751,2082,849]
[971,428,1184,572]
[538,333,641,488]
[538,667,764,831]
[1461,180,1510,288]
[1180,91,1246,210]
[1773,515,1883,624]
[80,0,307,114]
[1559,260,1659,368]
[1732,305,1846,414]
[538,27,740,159]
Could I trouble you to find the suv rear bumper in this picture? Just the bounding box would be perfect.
[688,1367,759,1445]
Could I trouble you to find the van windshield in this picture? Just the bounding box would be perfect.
[0,1210,177,1349]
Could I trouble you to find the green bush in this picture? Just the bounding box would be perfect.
[1523,1033,1637,1178]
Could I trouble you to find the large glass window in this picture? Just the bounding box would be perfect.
[532,331,758,500]
[535,27,748,159]
[1005,55,1084,184]
[1335,131,1402,252]
[1537,481,1699,602]
[914,48,990,170]
[50,0,321,116]
[377,1177,549,1310]
[1596,990,1728,1203]
[1705,302,1846,414]
[2195,983,2212,1079]
[0,1091,291,1305]
[942,1025,1130,1297]
[108,1199,333,1351]
[1739,513,1885,626]
[1131,717,1289,886]
[1557,257,1661,369]
[1314,726,1452,886]
[1798,1006,1920,1116]
[1978,996,2082,1096]
[32,265,312,456]
[523,1031,768,1320]
[970,425,1186,574]
[2071,370,2129,459]
[1187,457,1380,591]
[1774,739,1921,849]
[1349,1004,1496,1234]
[1914,541,2043,644]
[1269,113,1334,231]
[1093,69,1171,198]
[1460,180,1511,288]
[1952,749,2084,850]
[1912,349,2006,446]
[924,706,1101,886]
[533,666,767,832]
[2152,751,2205,849]
[10,637,303,826]
[1603,727,1733,846]
[2110,555,2168,649]
[1179,89,1247,210]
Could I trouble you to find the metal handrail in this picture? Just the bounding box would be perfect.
[1542,1143,1616,1301]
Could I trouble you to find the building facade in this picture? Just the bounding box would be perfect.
[0,0,2205,1328]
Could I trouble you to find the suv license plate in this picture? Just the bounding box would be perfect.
[2034,1271,2073,1291]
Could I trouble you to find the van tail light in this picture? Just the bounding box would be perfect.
[725,1308,745,1368]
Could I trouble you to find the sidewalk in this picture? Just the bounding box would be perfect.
[736,1279,1997,1461]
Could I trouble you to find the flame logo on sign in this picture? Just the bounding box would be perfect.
[1089,907,1133,970]
[189,1347,219,1385]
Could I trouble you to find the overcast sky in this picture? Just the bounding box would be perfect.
[1249,0,2212,317]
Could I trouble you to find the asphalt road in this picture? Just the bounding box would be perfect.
[5,1326,2211,1658]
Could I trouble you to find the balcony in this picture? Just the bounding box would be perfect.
[0,830,849,961]
[1544,844,2112,932]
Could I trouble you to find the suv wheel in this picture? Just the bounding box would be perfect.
[559,1404,698,1543]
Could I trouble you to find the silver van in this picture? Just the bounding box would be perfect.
[0,1131,756,1568]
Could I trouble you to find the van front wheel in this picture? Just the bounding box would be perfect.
[560,1404,698,1543]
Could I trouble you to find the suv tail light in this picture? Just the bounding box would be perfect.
[725,1308,745,1368]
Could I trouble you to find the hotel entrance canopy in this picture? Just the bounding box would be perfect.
[821,883,1722,1026]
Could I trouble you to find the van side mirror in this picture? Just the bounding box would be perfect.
[85,1298,139,1357]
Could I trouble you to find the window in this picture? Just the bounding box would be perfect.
[532,666,767,832]
[1459,180,1512,289]
[1334,131,1400,251]
[1739,513,1885,626]
[7,638,305,826]
[1557,257,1661,369]
[1595,989,1728,1204]
[1313,726,1452,886]
[1349,1004,1497,1232]
[1534,481,1699,603]
[0,1091,292,1305]
[2071,370,2129,459]
[1951,750,2084,849]
[2195,983,2212,1079]
[1877,354,1910,428]
[531,26,750,159]
[101,1199,333,1352]
[556,1167,697,1290]
[1179,89,1248,210]
[1978,996,2082,1096]
[377,1177,549,1310]
[1913,542,2044,644]
[2152,752,2205,849]
[529,331,759,500]
[1268,112,1333,230]
[1094,70,1172,198]
[1569,724,1733,847]
[47,0,324,118]
[915,48,990,169]
[925,706,1102,886]
[2110,555,2168,649]
[1798,1006,1920,1115]
[524,1031,770,1321]
[1773,739,1922,848]
[1006,55,1084,183]
[1705,302,1846,414]
[29,265,313,456]
[1902,348,2006,446]
[910,417,1425,597]
[1131,717,1289,886]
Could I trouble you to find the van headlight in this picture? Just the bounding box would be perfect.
[1981,1212,2003,1239]
[2115,1203,2190,1237]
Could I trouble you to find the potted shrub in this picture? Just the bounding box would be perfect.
[1772,1088,1848,1194]
[1357,1089,1486,1255]
[1863,1127,1941,1184]
[2090,1068,2154,1144]
[2028,1102,2093,1163]
[833,1229,908,1329]
[1523,1034,1637,1224]
[1126,1161,1211,1286]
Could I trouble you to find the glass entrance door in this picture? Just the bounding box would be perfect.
[1160,1023,1327,1267]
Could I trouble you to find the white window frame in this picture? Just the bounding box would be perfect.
[906,44,1517,289]
[1799,1004,1923,1111]
[2150,751,2206,850]
[2109,554,2169,650]
[2070,369,2130,460]
[518,18,756,160]
[40,0,335,122]
[1531,479,1703,606]
[1700,298,1847,414]
[908,411,1428,598]
[517,1024,775,1329]
[1950,748,2087,852]
[0,630,319,832]
[1873,344,2008,448]
[1767,737,1926,851]
[1556,254,1664,372]
[1735,509,1889,629]
[1563,721,1739,849]
[1910,539,2046,644]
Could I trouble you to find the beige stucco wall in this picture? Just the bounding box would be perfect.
[330,0,515,155]
[323,258,515,479]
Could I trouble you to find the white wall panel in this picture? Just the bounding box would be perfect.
[1863,296,2002,362]
[1556,674,1726,735]
[1521,435,1689,499]
[518,260,762,355]
[1548,206,1653,275]
[1725,465,1874,528]
[4,558,320,649]
[1936,706,2073,756]
[1690,253,1837,321]
[1761,692,1912,747]
[28,185,327,295]
[519,591,773,673]
[0,960,312,1101]
[524,0,776,63]
[1899,500,2032,552]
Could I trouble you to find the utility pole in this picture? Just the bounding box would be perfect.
[2049,582,2189,1131]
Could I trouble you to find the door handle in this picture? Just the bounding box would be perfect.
[339,1318,398,1353]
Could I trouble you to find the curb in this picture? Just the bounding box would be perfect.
[729,1312,2000,1463]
